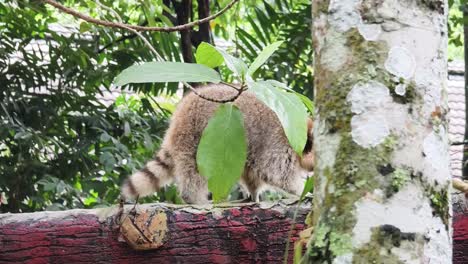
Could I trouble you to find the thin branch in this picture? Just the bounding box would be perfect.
[221,81,243,91]
[73,193,86,207]
[40,0,239,32]
[184,82,246,103]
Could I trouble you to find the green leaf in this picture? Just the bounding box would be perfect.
[247,15,268,44]
[249,81,308,156]
[264,79,292,91]
[265,80,315,114]
[13,131,32,140]
[99,152,116,172]
[196,104,247,202]
[142,0,157,26]
[294,240,303,264]
[124,121,131,136]
[100,132,111,142]
[195,42,224,68]
[300,177,314,201]
[37,177,58,192]
[79,22,92,33]
[114,62,221,86]
[296,93,315,114]
[248,41,283,75]
[214,47,248,80]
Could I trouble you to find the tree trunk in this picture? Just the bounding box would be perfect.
[306,0,452,262]
[192,0,213,47]
[172,0,194,63]
[0,201,308,263]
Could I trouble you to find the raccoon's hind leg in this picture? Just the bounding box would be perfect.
[261,165,307,198]
[240,167,265,203]
[173,153,210,204]
[271,173,306,197]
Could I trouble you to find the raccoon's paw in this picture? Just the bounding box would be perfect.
[181,189,210,204]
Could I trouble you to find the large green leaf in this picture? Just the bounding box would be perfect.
[249,81,308,156]
[265,80,315,114]
[114,62,221,86]
[196,104,247,202]
[195,42,224,68]
[214,47,248,80]
[248,41,283,75]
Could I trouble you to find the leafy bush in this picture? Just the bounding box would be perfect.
[0,1,174,212]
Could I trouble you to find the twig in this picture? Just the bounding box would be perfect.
[40,0,239,32]
[184,82,246,103]
[73,192,86,208]
[221,81,243,91]
[98,33,137,53]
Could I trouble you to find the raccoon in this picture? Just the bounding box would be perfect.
[121,84,314,204]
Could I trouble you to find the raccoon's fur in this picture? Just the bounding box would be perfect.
[121,84,314,204]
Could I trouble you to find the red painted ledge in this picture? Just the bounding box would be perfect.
[0,198,466,264]
[454,194,468,264]
[0,200,307,264]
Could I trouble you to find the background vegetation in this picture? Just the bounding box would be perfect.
[0,0,464,212]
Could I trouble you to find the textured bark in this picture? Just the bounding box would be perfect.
[172,0,194,63]
[0,201,308,263]
[192,0,213,47]
[307,0,451,262]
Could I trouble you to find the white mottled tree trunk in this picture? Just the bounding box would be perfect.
[305,0,452,263]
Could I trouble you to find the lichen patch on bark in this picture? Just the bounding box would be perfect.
[384,46,416,80]
[422,129,451,185]
[357,23,382,41]
[351,183,451,262]
[328,0,362,32]
[351,114,390,148]
[320,30,350,71]
[347,81,391,115]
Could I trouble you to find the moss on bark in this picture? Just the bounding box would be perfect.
[353,225,420,263]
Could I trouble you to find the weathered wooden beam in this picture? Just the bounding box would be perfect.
[0,200,308,263]
[0,197,467,263]
[453,193,468,263]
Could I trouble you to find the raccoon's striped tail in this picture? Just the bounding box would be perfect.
[121,151,174,201]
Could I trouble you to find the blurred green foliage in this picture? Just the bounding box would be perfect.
[449,0,467,60]
[0,0,312,212]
